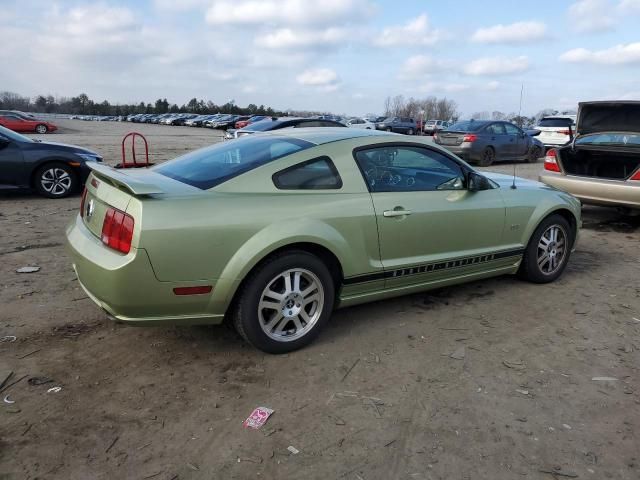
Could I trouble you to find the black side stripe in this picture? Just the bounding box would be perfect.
[343,248,524,286]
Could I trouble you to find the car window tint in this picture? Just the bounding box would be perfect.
[294,121,322,127]
[273,156,342,190]
[486,123,506,135]
[155,135,314,189]
[503,123,520,135]
[354,146,464,193]
[538,118,574,127]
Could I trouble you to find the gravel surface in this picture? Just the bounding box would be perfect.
[1,119,639,480]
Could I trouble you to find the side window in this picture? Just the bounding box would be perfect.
[354,146,464,193]
[486,123,506,135]
[503,123,520,135]
[273,156,342,190]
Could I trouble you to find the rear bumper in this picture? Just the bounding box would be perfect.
[437,143,475,161]
[66,214,226,325]
[539,172,640,208]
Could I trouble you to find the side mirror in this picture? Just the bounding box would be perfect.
[0,137,10,149]
[526,129,541,137]
[468,172,491,191]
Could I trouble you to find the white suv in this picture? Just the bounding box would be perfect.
[536,115,576,148]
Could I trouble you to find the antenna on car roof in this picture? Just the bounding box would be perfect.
[511,83,524,190]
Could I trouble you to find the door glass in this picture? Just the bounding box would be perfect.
[486,123,505,135]
[355,146,464,193]
[503,123,520,135]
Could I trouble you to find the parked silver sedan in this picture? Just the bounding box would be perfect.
[435,120,543,166]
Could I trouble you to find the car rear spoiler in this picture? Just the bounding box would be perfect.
[87,163,164,195]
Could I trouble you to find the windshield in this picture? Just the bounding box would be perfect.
[155,135,314,189]
[0,125,33,143]
[576,133,640,147]
[445,121,485,132]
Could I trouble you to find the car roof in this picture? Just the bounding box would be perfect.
[257,127,396,145]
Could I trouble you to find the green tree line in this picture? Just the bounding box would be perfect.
[0,91,283,117]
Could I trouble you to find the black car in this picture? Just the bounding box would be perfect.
[0,125,102,198]
[226,117,346,139]
[375,117,417,135]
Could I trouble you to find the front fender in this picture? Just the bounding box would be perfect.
[520,192,581,247]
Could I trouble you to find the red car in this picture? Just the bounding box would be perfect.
[0,113,57,134]
[235,115,268,129]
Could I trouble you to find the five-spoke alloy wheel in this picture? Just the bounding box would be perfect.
[519,214,573,283]
[232,251,335,353]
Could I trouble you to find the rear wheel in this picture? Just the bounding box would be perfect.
[35,124,48,134]
[386,127,392,132]
[34,162,78,198]
[231,251,335,353]
[518,214,573,283]
[478,147,495,167]
[407,128,414,135]
[527,145,542,163]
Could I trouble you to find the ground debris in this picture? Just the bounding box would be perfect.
[538,467,578,478]
[341,358,360,382]
[28,376,53,386]
[592,377,618,382]
[16,266,41,273]
[503,359,526,370]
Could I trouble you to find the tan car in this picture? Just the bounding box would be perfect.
[539,101,640,212]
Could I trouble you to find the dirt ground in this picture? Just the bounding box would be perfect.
[1,119,639,480]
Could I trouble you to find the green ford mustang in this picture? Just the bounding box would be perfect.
[66,128,581,353]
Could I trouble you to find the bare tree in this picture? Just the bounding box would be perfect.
[471,111,490,120]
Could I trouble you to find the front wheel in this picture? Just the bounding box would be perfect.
[231,251,335,353]
[35,124,48,134]
[407,128,414,135]
[386,127,392,132]
[518,214,573,283]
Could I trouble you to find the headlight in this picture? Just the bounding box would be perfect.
[76,153,102,162]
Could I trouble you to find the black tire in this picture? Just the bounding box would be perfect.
[35,124,48,134]
[518,214,574,283]
[407,128,414,135]
[34,162,78,198]
[231,251,335,354]
[386,127,392,132]
[527,146,542,163]
[477,147,495,167]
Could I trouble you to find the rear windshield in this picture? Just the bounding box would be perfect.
[244,119,279,131]
[576,133,640,147]
[538,118,574,127]
[154,135,314,189]
[445,121,485,132]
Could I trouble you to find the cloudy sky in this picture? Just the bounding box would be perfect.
[2,0,640,116]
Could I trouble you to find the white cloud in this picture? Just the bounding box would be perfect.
[256,27,349,49]
[618,0,640,12]
[463,56,530,76]
[559,42,640,64]
[296,68,339,88]
[419,82,469,94]
[206,0,374,26]
[485,81,501,91]
[568,0,616,33]
[399,55,452,79]
[374,14,444,47]
[153,0,210,11]
[471,21,547,44]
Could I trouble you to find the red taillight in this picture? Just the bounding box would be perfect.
[173,286,213,296]
[80,188,88,217]
[544,149,561,172]
[630,169,640,181]
[101,207,134,254]
[462,134,478,143]
[557,129,571,136]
